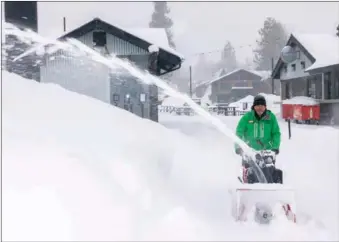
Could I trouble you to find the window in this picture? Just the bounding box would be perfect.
[112,93,119,102]
[283,65,287,73]
[220,81,230,90]
[297,51,301,59]
[285,82,290,99]
[307,78,316,98]
[93,31,107,47]
[217,94,229,103]
[301,61,305,69]
[242,102,248,110]
[291,64,296,71]
[325,72,332,99]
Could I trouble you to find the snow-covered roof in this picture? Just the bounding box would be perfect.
[59,17,184,60]
[282,96,319,106]
[292,33,339,72]
[231,86,253,89]
[228,93,281,112]
[212,68,226,78]
[125,27,184,60]
[228,95,254,111]
[208,68,271,85]
[250,70,272,80]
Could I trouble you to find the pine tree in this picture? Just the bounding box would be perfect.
[194,54,213,83]
[149,2,175,49]
[220,41,238,72]
[253,17,288,70]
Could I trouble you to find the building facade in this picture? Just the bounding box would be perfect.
[272,33,339,124]
[40,18,184,122]
[209,69,271,104]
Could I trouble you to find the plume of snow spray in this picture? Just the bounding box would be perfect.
[2,21,257,161]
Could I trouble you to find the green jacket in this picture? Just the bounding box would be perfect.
[235,110,281,151]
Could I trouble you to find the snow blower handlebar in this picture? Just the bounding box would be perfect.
[255,150,276,168]
[242,150,276,168]
[254,140,277,167]
[241,149,277,184]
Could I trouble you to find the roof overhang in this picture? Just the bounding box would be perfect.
[56,18,184,75]
[306,63,339,75]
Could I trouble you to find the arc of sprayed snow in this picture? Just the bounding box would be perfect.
[66,38,256,159]
[4,21,258,161]
[13,43,45,62]
[3,21,73,62]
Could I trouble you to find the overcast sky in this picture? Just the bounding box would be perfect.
[37,1,339,65]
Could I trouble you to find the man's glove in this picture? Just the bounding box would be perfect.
[272,149,279,155]
[235,148,243,156]
[255,153,263,161]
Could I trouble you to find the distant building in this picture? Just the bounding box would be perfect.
[40,17,184,122]
[198,68,271,104]
[193,68,227,98]
[271,33,339,124]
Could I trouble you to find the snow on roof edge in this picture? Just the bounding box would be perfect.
[60,17,185,60]
[282,96,319,106]
[207,68,271,85]
[291,32,339,72]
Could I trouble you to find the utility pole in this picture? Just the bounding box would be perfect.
[271,57,274,94]
[189,65,192,97]
[63,17,67,32]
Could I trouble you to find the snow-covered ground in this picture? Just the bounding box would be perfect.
[3,71,338,241]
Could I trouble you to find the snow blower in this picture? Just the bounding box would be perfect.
[230,150,297,225]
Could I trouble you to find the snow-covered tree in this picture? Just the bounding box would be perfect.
[253,17,288,70]
[149,2,175,48]
[220,41,238,72]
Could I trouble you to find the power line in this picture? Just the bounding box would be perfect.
[187,44,253,57]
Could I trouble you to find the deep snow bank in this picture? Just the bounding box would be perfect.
[2,71,238,241]
[3,71,337,241]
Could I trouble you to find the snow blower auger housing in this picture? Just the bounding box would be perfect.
[230,150,297,225]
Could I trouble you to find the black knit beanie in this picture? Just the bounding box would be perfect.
[252,95,266,109]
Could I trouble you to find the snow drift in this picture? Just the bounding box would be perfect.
[2,71,238,241]
[3,71,338,241]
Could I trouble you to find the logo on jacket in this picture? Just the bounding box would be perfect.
[262,115,270,120]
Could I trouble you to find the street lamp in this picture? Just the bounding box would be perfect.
[124,93,131,111]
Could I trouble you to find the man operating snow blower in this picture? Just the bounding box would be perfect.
[234,95,283,184]
[231,95,296,224]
